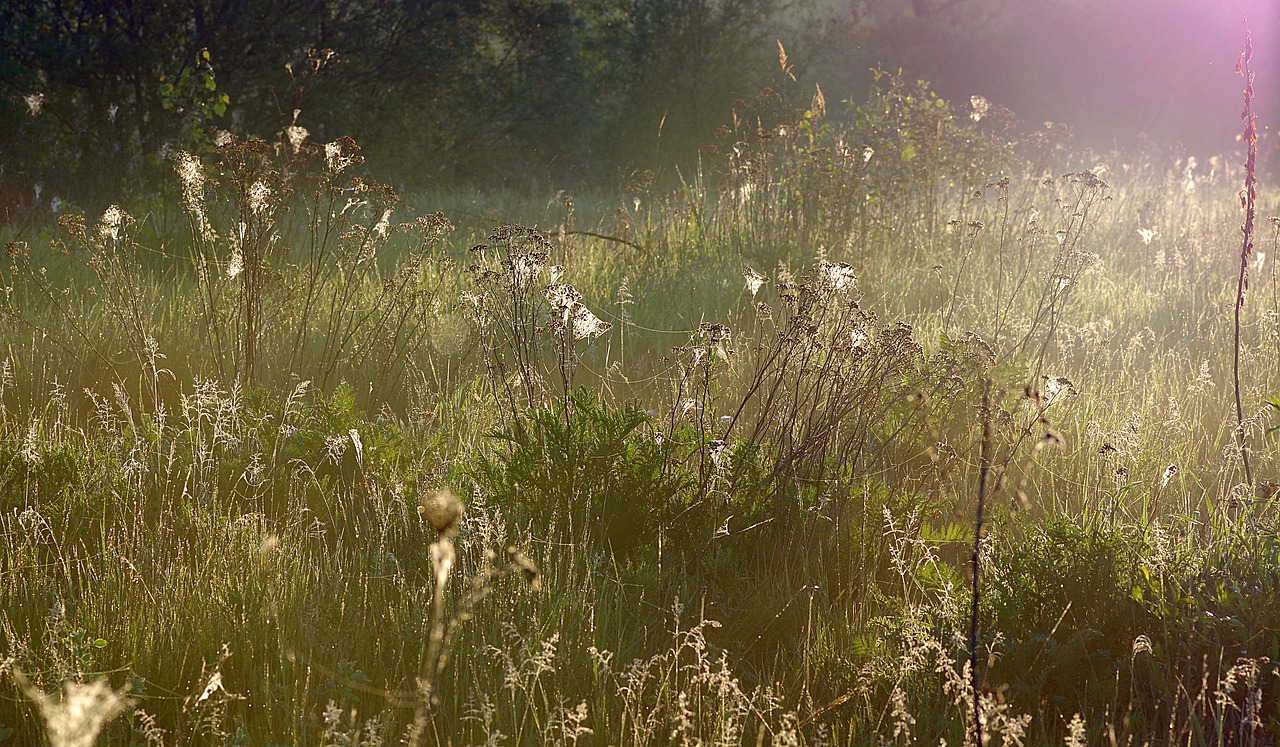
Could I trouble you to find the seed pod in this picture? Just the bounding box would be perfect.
[418,488,464,536]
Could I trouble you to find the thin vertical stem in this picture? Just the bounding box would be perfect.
[1234,19,1258,488]
[970,377,993,747]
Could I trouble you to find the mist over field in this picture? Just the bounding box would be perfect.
[2,1,1280,745]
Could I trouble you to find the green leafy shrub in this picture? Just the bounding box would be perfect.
[470,390,684,558]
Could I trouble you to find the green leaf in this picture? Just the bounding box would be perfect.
[93,638,107,648]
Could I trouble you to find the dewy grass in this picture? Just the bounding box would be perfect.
[2,69,1280,744]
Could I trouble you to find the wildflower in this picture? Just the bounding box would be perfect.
[324,137,362,174]
[544,283,612,340]
[511,251,547,289]
[173,151,217,243]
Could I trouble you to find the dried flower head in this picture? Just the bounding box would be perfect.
[27,677,134,747]
[246,180,272,215]
[173,151,218,243]
[324,137,363,174]
[544,283,583,311]
[819,261,858,293]
[419,488,464,535]
[970,95,990,122]
[24,92,45,116]
[96,205,131,243]
[284,124,309,154]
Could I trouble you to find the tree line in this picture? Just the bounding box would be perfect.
[0,0,797,215]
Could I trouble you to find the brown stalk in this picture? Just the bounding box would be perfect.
[1233,19,1257,487]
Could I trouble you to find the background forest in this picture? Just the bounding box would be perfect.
[1,0,1276,218]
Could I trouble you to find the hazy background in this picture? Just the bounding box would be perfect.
[0,0,1275,215]
[822,0,1279,154]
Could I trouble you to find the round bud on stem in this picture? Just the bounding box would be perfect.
[418,488,463,536]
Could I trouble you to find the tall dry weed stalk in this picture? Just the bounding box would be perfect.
[1232,19,1258,487]
[463,225,609,422]
[968,378,993,747]
[174,134,452,398]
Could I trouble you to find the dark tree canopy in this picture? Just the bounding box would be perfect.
[0,0,780,213]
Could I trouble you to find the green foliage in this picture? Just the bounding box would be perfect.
[0,441,80,512]
[986,517,1134,636]
[470,390,684,557]
[0,0,785,210]
[158,48,231,157]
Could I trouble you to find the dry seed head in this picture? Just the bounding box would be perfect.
[819,261,858,293]
[419,488,464,535]
[566,305,611,340]
[226,225,245,279]
[544,283,583,311]
[174,150,204,193]
[284,124,308,154]
[173,151,218,243]
[97,205,131,242]
[511,251,547,289]
[246,180,272,215]
[324,137,362,174]
[27,677,134,747]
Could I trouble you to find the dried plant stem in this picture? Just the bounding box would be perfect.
[969,377,993,747]
[1233,19,1258,488]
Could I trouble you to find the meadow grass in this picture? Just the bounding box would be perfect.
[1,71,1280,745]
